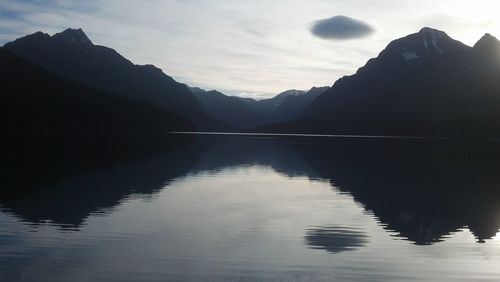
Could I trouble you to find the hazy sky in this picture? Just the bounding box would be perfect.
[1,0,499,98]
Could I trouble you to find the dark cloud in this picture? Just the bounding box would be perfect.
[311,15,375,40]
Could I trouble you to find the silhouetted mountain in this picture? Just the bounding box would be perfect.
[193,87,327,129]
[190,87,266,129]
[473,33,500,58]
[0,47,193,136]
[240,88,327,123]
[272,87,329,122]
[189,87,328,129]
[52,27,93,45]
[265,28,500,137]
[3,28,226,130]
[1,47,197,195]
[262,89,307,110]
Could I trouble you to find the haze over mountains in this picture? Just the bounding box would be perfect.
[3,27,500,137]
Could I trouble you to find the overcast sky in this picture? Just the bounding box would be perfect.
[1,0,499,98]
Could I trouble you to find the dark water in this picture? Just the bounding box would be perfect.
[2,135,500,281]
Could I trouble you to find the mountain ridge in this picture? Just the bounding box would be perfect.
[191,86,329,128]
[5,27,500,136]
[262,27,500,137]
[53,28,94,46]
[3,28,226,131]
[0,47,193,135]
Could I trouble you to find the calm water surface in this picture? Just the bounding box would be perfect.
[2,135,500,281]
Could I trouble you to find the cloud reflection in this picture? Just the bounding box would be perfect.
[305,225,369,254]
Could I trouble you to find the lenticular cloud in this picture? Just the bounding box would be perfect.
[311,15,375,40]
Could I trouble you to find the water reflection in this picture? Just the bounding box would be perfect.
[2,135,500,246]
[1,135,202,228]
[299,138,500,245]
[305,226,369,253]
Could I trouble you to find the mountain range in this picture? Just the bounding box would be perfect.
[3,27,500,137]
[263,28,500,138]
[190,87,329,129]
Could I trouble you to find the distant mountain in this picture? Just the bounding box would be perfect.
[191,87,328,129]
[3,28,225,131]
[259,89,307,112]
[271,87,330,122]
[0,47,193,136]
[265,28,500,138]
[235,90,305,117]
[190,87,266,129]
[243,88,329,123]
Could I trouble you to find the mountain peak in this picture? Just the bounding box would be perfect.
[52,28,93,46]
[8,31,51,43]
[381,27,468,62]
[188,87,206,94]
[418,27,445,35]
[409,27,451,56]
[274,89,305,98]
[30,31,51,39]
[474,33,500,50]
[473,33,500,61]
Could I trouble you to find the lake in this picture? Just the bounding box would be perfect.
[2,134,500,281]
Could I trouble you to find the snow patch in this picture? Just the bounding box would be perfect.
[402,52,420,61]
[430,30,444,55]
[423,30,430,56]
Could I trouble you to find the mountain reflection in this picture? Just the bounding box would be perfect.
[2,134,500,245]
[1,135,202,228]
[300,138,500,245]
[306,226,369,253]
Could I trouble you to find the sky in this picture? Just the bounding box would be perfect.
[1,0,499,99]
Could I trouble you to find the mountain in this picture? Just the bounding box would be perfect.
[3,28,225,130]
[190,87,266,129]
[473,33,500,58]
[271,87,330,122]
[265,28,500,138]
[236,90,305,117]
[189,87,328,129]
[245,88,329,123]
[259,89,307,112]
[0,47,193,136]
